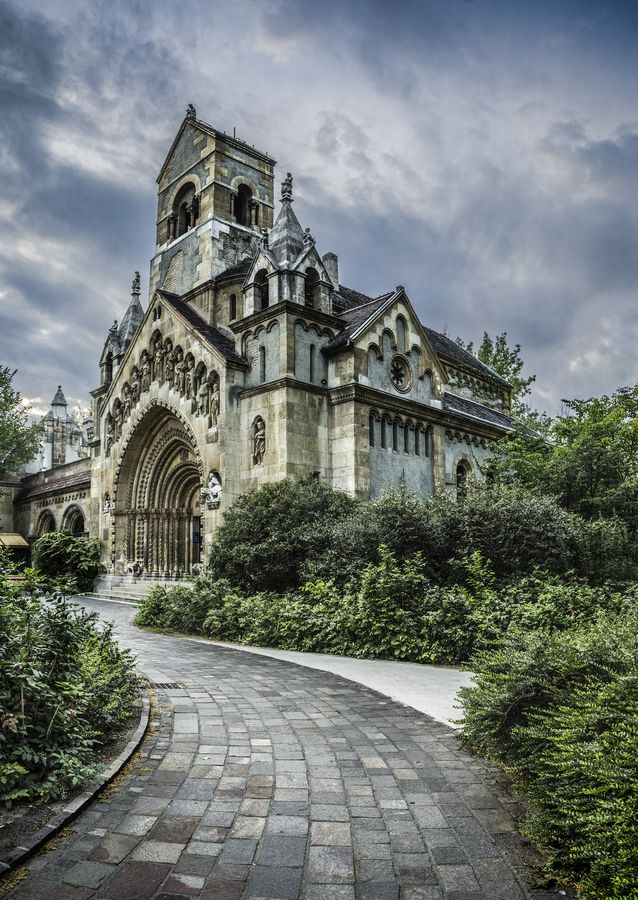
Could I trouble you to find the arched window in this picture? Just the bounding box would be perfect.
[393,420,399,452]
[404,423,411,454]
[305,267,319,308]
[456,460,471,498]
[425,428,432,458]
[255,269,269,310]
[415,428,421,456]
[105,352,113,384]
[37,510,56,536]
[229,294,237,321]
[172,183,196,238]
[234,184,252,226]
[369,413,375,447]
[259,346,266,383]
[396,316,407,353]
[309,344,316,382]
[381,419,387,449]
[63,506,85,537]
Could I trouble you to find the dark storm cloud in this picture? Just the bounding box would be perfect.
[0,0,636,415]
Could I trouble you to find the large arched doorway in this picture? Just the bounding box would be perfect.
[114,404,203,577]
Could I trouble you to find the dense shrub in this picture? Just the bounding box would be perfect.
[0,561,139,806]
[136,549,637,665]
[32,531,103,591]
[459,616,638,899]
[207,476,357,591]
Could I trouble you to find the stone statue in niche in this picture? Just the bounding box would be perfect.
[105,416,114,453]
[130,369,140,402]
[153,340,165,381]
[122,384,132,419]
[140,353,152,392]
[209,376,220,427]
[174,350,185,394]
[200,471,222,509]
[185,358,195,400]
[103,493,112,514]
[253,417,266,466]
[114,404,123,440]
[165,348,175,385]
[197,379,209,416]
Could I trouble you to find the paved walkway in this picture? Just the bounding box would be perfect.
[7,598,558,900]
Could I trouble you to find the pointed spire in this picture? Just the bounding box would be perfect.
[51,385,67,407]
[119,271,144,350]
[268,172,306,266]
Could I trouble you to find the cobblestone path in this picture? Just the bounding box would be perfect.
[7,598,557,900]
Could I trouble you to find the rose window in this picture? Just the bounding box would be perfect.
[389,355,412,391]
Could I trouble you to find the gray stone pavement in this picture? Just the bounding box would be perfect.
[5,597,561,900]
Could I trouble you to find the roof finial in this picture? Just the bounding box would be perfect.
[186,103,196,119]
[303,227,315,246]
[281,172,293,202]
[132,271,140,294]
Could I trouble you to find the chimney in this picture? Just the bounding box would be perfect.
[322,252,339,289]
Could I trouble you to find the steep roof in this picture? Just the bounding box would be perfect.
[333,285,377,313]
[425,329,510,386]
[17,469,90,502]
[444,393,512,431]
[118,292,144,350]
[51,385,67,406]
[324,293,394,353]
[268,174,306,266]
[156,290,248,367]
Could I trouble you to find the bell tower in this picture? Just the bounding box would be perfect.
[150,106,276,298]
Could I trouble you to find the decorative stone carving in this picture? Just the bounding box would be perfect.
[130,368,141,402]
[174,350,185,393]
[122,384,132,419]
[140,352,152,392]
[201,471,222,509]
[197,379,209,416]
[105,415,114,454]
[103,493,112,514]
[253,416,266,466]
[185,358,195,400]
[281,172,293,201]
[153,339,165,382]
[209,375,220,427]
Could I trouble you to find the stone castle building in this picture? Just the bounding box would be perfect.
[9,107,512,577]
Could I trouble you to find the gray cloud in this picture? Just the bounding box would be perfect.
[1,0,637,417]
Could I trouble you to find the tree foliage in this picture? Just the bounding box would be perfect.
[456,331,536,413]
[494,384,638,529]
[0,366,41,475]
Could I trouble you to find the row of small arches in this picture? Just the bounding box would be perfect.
[369,412,432,457]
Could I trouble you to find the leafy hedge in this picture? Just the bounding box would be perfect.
[135,549,637,665]
[206,479,636,592]
[32,531,103,592]
[459,615,638,899]
[0,557,139,806]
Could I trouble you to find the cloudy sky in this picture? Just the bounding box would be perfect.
[1,0,636,416]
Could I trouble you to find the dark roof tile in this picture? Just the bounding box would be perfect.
[425,328,509,385]
[444,393,512,430]
[157,290,248,367]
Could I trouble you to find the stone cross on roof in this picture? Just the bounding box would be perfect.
[132,271,141,294]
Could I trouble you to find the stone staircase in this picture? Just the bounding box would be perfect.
[82,574,193,605]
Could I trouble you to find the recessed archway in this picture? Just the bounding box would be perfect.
[113,403,203,577]
[62,505,86,536]
[36,510,56,536]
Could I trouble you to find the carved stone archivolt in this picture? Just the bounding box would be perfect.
[104,326,222,454]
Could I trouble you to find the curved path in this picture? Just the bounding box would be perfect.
[8,598,558,900]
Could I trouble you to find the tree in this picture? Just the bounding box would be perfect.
[456,332,536,414]
[493,384,638,530]
[0,367,41,475]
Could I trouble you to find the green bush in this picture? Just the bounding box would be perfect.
[0,563,138,806]
[207,476,357,592]
[32,531,103,592]
[459,615,638,898]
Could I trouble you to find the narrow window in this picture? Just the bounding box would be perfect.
[381,419,387,449]
[234,184,252,226]
[259,346,266,383]
[255,269,269,309]
[369,413,375,447]
[404,423,410,454]
[105,352,113,383]
[456,461,470,498]
[309,344,316,382]
[415,428,421,456]
[229,294,237,321]
[393,420,399,452]
[305,268,319,308]
[425,428,431,457]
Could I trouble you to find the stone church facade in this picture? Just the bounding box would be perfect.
[11,108,512,577]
